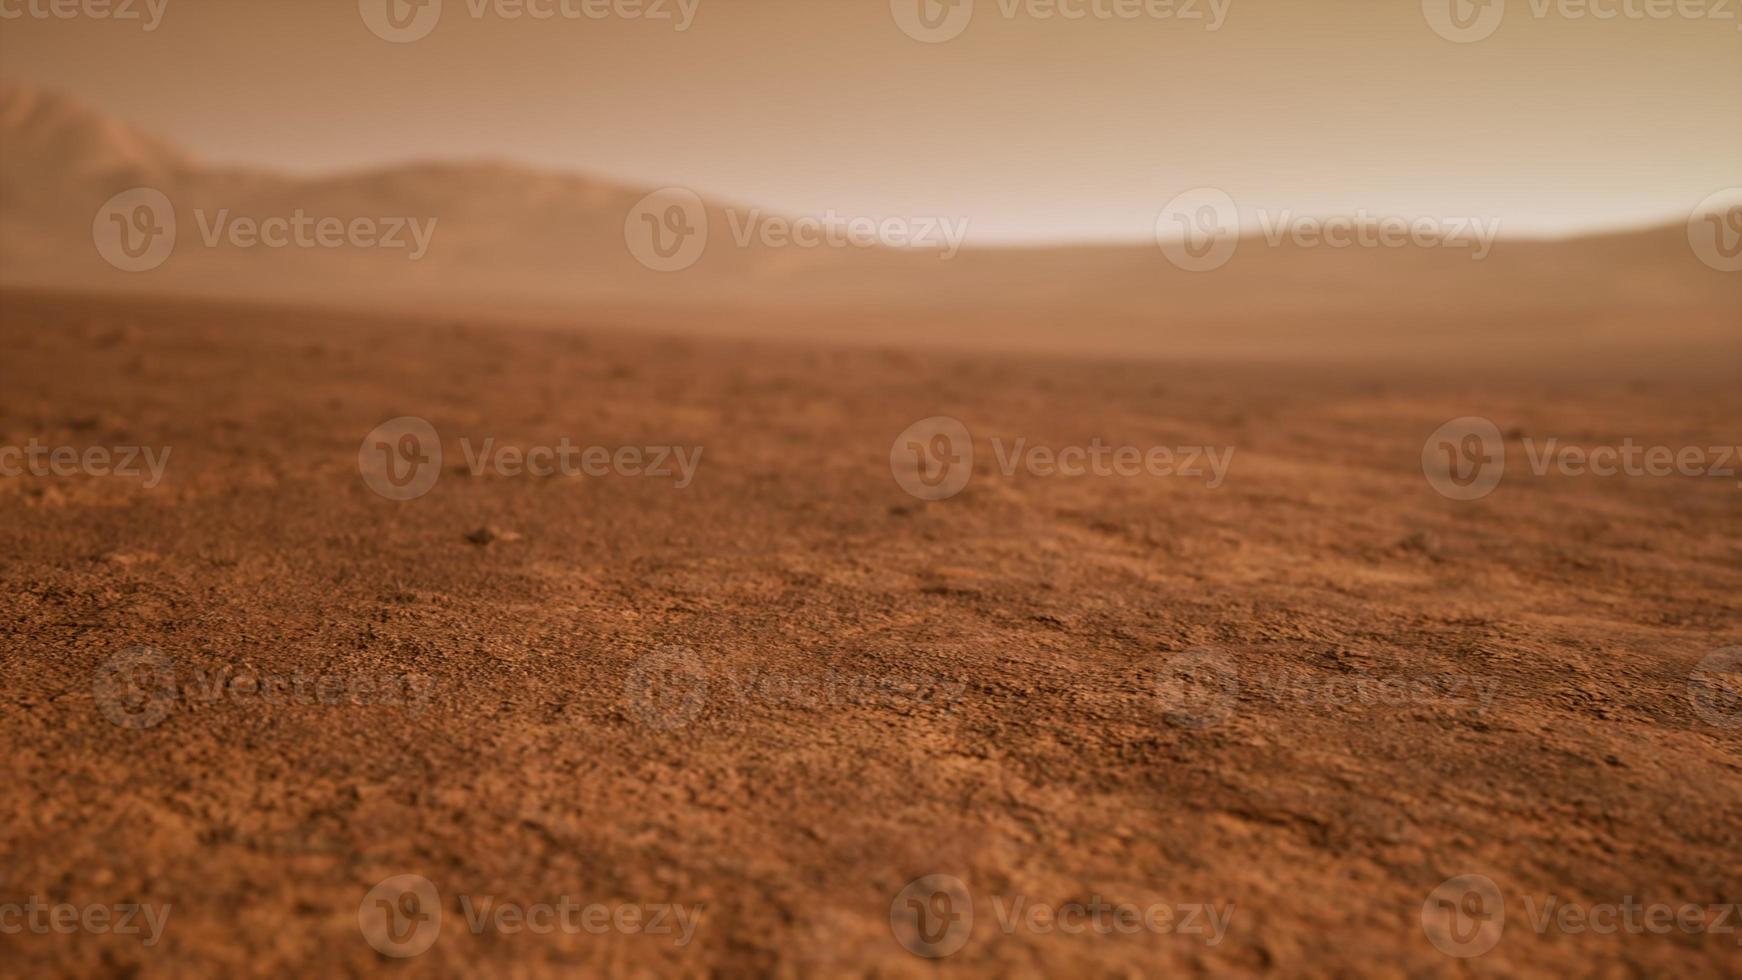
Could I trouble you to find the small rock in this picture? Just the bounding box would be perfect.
[465,527,522,546]
[1398,530,1441,557]
[26,485,67,509]
[92,322,142,348]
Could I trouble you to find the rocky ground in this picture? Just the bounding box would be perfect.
[1,289,1738,977]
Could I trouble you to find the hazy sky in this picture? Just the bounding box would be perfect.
[3,0,1738,241]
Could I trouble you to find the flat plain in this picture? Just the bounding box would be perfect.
[2,288,1738,976]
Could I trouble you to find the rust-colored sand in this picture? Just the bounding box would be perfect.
[3,289,1738,976]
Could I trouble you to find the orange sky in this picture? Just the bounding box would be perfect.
[3,0,1738,242]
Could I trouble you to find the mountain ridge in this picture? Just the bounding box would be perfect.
[1,81,1734,362]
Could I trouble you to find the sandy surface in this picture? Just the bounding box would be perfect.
[1,289,1739,977]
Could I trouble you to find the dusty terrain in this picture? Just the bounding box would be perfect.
[1,288,1738,976]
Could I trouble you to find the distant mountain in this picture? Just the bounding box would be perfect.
[1,81,1735,361]
[0,81,753,310]
[0,83,190,185]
